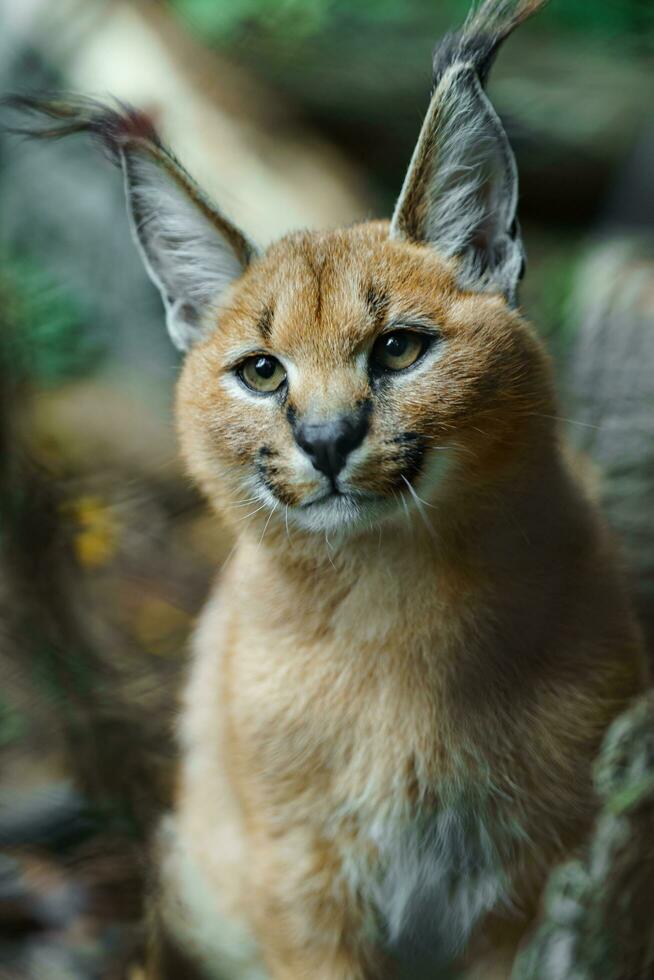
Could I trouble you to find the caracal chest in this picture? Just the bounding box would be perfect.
[228,606,508,959]
[219,551,512,951]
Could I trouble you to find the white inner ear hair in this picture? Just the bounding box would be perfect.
[392,64,522,303]
[123,150,247,349]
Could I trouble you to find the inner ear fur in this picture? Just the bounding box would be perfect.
[120,138,256,350]
[3,95,256,350]
[391,64,524,307]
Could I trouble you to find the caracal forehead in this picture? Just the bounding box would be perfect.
[224,223,460,361]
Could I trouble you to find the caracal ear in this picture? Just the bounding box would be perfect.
[4,96,256,350]
[390,0,548,307]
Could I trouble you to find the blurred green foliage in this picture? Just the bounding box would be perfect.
[169,0,654,43]
[521,237,582,362]
[168,0,426,39]
[0,254,101,387]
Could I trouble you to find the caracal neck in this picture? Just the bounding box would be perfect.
[220,445,588,668]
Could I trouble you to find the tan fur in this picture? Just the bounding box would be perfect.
[11,4,643,974]
[148,222,647,979]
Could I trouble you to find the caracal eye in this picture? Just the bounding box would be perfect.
[371,330,425,371]
[240,355,287,393]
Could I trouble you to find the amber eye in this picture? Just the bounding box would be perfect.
[240,355,286,393]
[371,330,425,371]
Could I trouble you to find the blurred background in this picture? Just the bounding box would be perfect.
[0,1,653,977]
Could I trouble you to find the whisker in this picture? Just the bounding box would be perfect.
[400,475,435,510]
[529,412,600,430]
[323,530,337,570]
[237,502,268,522]
[394,487,412,530]
[428,438,476,459]
[401,475,437,543]
[219,540,240,569]
[224,495,262,510]
[257,501,278,547]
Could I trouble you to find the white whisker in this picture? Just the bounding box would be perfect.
[323,530,337,570]
[530,412,600,430]
[257,501,278,547]
[401,475,437,542]
[237,502,268,522]
[225,495,262,510]
[400,475,435,510]
[393,487,412,530]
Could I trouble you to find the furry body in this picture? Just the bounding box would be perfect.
[6,2,647,976]
[154,226,645,979]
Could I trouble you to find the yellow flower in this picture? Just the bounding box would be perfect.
[65,494,118,568]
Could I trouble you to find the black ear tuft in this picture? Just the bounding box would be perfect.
[432,0,550,90]
[2,94,162,161]
[432,31,500,90]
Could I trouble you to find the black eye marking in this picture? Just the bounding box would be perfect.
[389,431,427,485]
[365,283,389,329]
[392,431,422,445]
[357,397,373,422]
[258,305,274,341]
[256,454,296,507]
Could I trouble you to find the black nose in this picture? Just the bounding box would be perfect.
[294,409,370,480]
